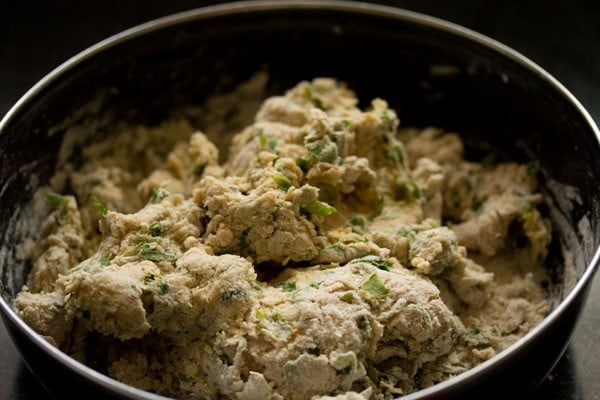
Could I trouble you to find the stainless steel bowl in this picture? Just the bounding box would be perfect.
[1,1,599,399]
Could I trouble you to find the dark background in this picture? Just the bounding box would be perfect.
[1,1,598,399]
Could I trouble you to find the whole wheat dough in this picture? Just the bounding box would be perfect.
[14,78,551,399]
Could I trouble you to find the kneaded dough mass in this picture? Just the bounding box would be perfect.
[14,78,551,399]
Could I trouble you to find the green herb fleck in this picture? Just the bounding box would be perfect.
[258,134,268,148]
[144,273,156,283]
[397,227,416,244]
[366,364,380,382]
[350,217,365,233]
[303,85,324,109]
[350,255,391,271]
[150,187,161,204]
[385,145,405,165]
[393,179,421,201]
[158,279,169,294]
[149,221,167,237]
[302,200,337,217]
[306,141,338,163]
[221,288,247,303]
[369,197,384,220]
[268,138,278,152]
[100,257,110,266]
[360,274,389,303]
[275,282,297,292]
[45,192,69,209]
[309,281,321,289]
[256,309,267,320]
[340,292,354,303]
[294,157,309,171]
[137,242,176,263]
[273,174,292,191]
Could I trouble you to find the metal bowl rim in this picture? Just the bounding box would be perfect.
[0,1,599,398]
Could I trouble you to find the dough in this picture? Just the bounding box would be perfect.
[14,78,551,399]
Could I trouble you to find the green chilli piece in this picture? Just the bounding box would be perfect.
[275,282,297,292]
[393,179,421,201]
[397,227,416,244]
[349,217,365,233]
[369,197,384,220]
[273,174,292,191]
[303,200,337,217]
[149,221,167,237]
[45,192,69,208]
[360,274,389,303]
[90,195,108,215]
[350,255,391,271]
[303,85,324,109]
[306,141,338,163]
[137,242,176,262]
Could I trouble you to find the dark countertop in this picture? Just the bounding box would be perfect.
[1,1,598,399]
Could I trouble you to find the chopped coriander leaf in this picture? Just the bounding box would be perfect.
[366,364,380,382]
[302,200,337,217]
[90,195,108,215]
[397,227,416,244]
[303,85,324,109]
[294,157,309,171]
[221,288,247,303]
[349,217,365,233]
[306,141,338,163]
[82,257,110,272]
[258,134,268,148]
[158,279,169,294]
[268,138,278,152]
[149,221,167,237]
[275,282,297,292]
[45,192,68,208]
[150,187,161,204]
[369,197,384,220]
[381,109,392,122]
[350,255,391,271]
[273,174,292,191]
[384,145,405,165]
[340,292,354,303]
[392,180,421,201]
[83,261,98,272]
[137,242,176,262]
[360,274,389,303]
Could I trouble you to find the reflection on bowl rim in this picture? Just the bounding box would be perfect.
[1,1,599,399]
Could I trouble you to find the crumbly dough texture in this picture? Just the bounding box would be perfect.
[14,79,551,399]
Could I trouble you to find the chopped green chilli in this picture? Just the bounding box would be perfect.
[360,274,389,303]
